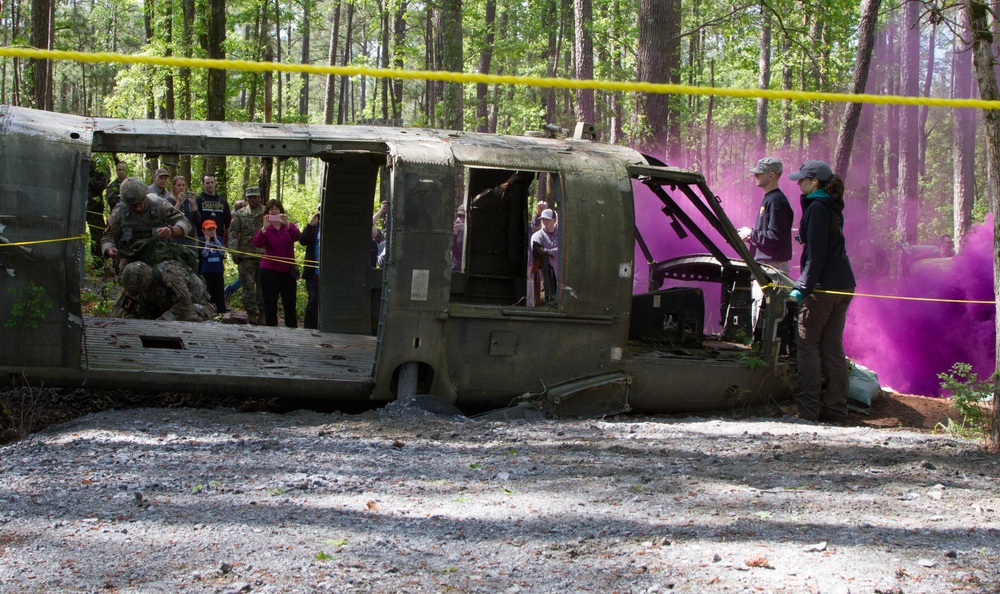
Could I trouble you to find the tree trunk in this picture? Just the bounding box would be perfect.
[338,2,354,125]
[205,0,226,184]
[573,0,595,125]
[145,0,154,118]
[755,1,771,154]
[274,0,282,123]
[29,0,52,110]
[886,23,899,200]
[440,0,463,130]
[323,0,341,125]
[476,0,497,133]
[391,1,407,120]
[953,8,977,248]
[544,0,557,125]
[781,36,792,150]
[298,0,311,185]
[637,0,677,161]
[833,0,880,176]
[964,0,1000,449]
[379,2,390,120]
[917,21,935,178]
[896,0,920,244]
[165,1,175,119]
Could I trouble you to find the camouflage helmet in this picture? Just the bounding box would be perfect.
[120,261,153,294]
[120,177,149,206]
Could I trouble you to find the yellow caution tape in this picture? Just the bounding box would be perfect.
[1,235,87,247]
[764,282,995,305]
[3,46,1000,110]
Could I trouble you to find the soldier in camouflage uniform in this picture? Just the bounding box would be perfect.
[105,161,128,214]
[228,186,266,324]
[100,178,191,261]
[114,260,215,322]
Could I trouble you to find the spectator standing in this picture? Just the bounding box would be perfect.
[105,161,128,215]
[197,174,232,244]
[739,157,794,273]
[786,160,857,424]
[229,188,266,324]
[148,168,170,199]
[199,220,227,314]
[530,208,559,305]
[252,199,301,328]
[170,176,201,249]
[299,206,321,330]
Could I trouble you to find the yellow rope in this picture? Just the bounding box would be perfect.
[1,235,87,247]
[4,46,1000,110]
[763,283,995,305]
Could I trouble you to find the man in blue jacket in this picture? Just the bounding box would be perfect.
[739,157,793,273]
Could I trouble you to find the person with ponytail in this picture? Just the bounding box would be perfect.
[786,160,856,424]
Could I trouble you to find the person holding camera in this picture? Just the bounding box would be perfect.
[251,199,301,328]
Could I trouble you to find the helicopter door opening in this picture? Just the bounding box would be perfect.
[451,167,563,308]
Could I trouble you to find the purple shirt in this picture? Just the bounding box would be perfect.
[252,223,301,273]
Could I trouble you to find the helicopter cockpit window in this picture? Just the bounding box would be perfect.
[451,168,562,307]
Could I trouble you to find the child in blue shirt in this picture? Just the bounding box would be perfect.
[199,219,227,314]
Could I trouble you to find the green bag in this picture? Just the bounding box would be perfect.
[119,237,199,273]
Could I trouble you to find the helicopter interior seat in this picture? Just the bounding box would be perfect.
[628,287,704,348]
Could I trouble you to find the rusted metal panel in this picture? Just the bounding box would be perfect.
[79,318,376,398]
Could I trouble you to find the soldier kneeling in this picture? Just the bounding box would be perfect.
[114,260,215,322]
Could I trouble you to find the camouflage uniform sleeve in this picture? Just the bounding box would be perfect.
[229,213,242,260]
[159,262,197,322]
[100,205,124,255]
[161,202,192,237]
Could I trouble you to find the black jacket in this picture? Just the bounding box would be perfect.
[795,191,856,298]
[299,223,319,280]
[749,188,793,262]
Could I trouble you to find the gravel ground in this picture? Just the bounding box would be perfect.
[1,401,999,594]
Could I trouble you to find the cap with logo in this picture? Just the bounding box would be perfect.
[202,220,218,230]
[245,186,261,197]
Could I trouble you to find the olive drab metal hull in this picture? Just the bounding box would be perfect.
[0,105,796,415]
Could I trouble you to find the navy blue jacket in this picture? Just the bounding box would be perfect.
[749,188,793,262]
[795,190,856,298]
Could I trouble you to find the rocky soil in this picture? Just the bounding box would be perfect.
[1,388,998,593]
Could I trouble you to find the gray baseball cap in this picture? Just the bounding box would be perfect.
[153,168,169,178]
[750,157,783,175]
[788,160,834,182]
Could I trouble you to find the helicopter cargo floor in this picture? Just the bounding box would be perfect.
[79,317,377,399]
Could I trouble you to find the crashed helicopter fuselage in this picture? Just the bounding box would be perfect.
[0,106,796,416]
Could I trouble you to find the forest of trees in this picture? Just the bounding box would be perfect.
[0,0,997,246]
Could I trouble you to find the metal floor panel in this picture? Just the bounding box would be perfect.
[80,318,377,399]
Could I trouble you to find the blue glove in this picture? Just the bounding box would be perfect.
[788,289,803,302]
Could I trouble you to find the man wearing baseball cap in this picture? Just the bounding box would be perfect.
[739,157,793,273]
[148,168,170,199]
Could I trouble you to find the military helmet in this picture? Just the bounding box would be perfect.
[120,261,153,294]
[120,178,149,206]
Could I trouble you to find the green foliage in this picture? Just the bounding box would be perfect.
[5,283,53,330]
[937,362,997,449]
[742,353,768,371]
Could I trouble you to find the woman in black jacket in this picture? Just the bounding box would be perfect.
[787,160,856,423]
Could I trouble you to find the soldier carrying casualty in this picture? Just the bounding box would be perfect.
[100,177,192,261]
[114,260,215,322]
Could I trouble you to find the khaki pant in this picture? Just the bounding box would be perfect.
[237,258,263,318]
